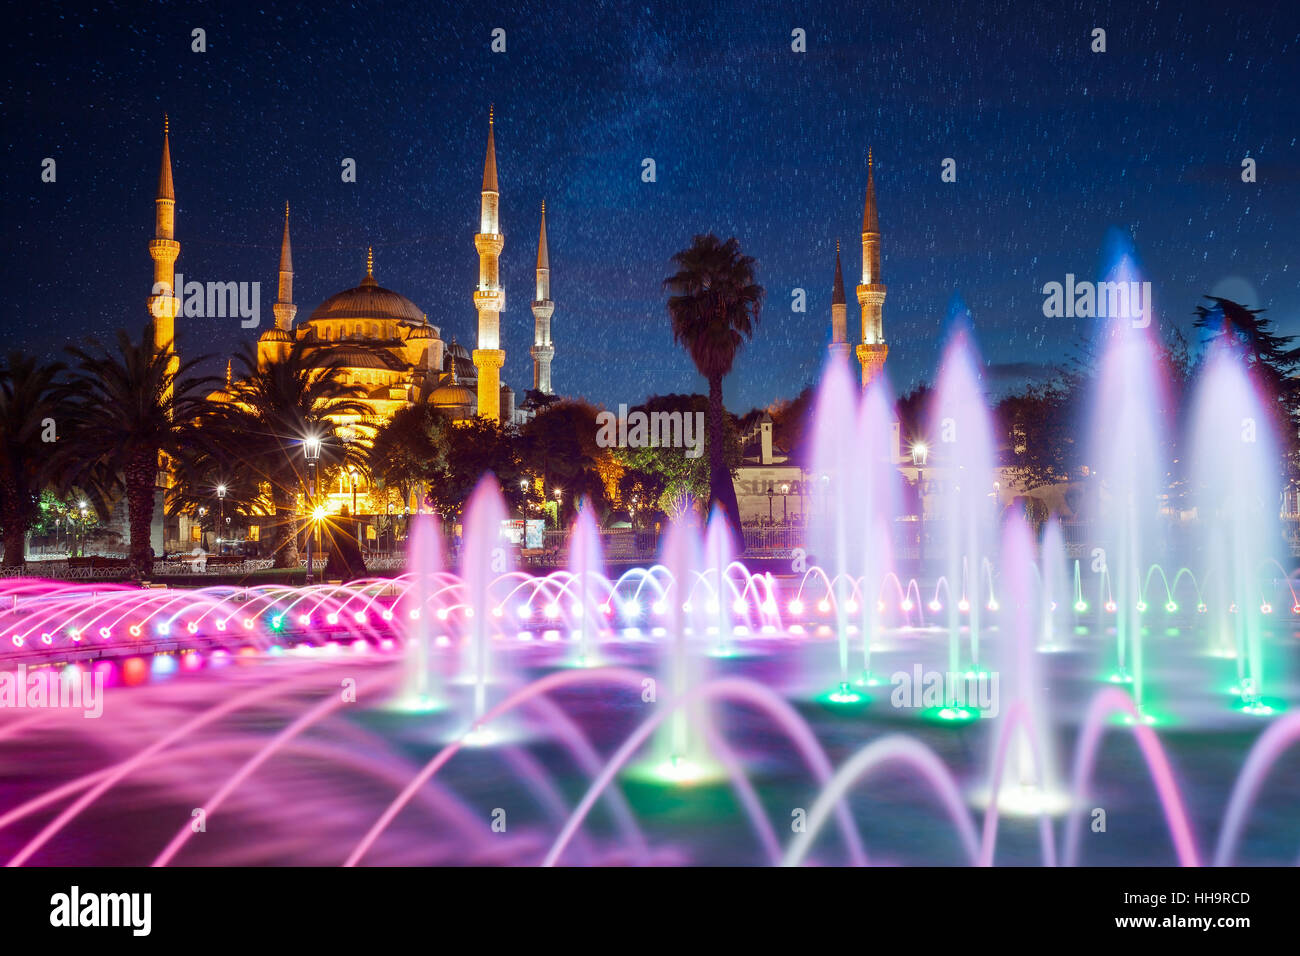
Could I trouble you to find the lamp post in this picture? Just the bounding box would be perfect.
[216,484,226,555]
[554,487,563,529]
[780,482,790,525]
[303,435,321,585]
[78,502,87,557]
[911,442,928,564]
[766,485,775,525]
[198,507,207,551]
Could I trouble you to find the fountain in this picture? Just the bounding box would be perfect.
[1,293,1299,867]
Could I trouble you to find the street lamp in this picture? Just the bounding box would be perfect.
[303,435,321,584]
[216,484,226,555]
[911,442,928,563]
[780,482,790,525]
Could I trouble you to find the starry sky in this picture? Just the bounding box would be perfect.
[5,0,1299,413]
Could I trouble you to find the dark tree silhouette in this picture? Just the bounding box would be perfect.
[663,234,763,540]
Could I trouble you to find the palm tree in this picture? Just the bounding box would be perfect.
[663,234,763,536]
[62,323,217,574]
[205,338,371,568]
[0,353,70,568]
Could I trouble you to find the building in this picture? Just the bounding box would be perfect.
[733,413,807,526]
[734,150,896,526]
[147,111,555,547]
[827,149,889,386]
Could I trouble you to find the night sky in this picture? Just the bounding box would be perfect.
[5,0,1299,413]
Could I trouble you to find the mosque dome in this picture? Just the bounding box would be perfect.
[305,249,424,327]
[429,381,475,410]
[326,346,406,371]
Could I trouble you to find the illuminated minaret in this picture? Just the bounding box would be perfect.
[147,114,180,401]
[530,200,555,394]
[829,239,851,363]
[472,106,506,422]
[855,148,888,387]
[258,202,297,367]
[274,202,296,331]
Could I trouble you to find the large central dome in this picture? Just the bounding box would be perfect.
[304,248,425,328]
[306,274,425,325]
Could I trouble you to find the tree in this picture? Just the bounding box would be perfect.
[663,233,763,539]
[615,393,741,522]
[994,325,1193,497]
[518,401,610,521]
[617,468,666,528]
[195,338,371,568]
[61,324,217,574]
[1193,296,1300,472]
[367,402,452,511]
[768,385,816,467]
[426,418,525,520]
[0,353,70,568]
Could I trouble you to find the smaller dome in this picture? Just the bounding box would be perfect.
[407,324,433,340]
[260,327,293,342]
[430,383,475,409]
[325,347,405,371]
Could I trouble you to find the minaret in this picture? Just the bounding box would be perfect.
[530,200,555,394]
[147,114,180,399]
[472,105,506,422]
[258,202,296,368]
[274,202,296,331]
[855,148,888,387]
[829,239,851,362]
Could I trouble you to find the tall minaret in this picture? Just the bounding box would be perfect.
[258,202,297,368]
[147,114,180,399]
[472,105,506,422]
[274,202,296,331]
[855,148,888,387]
[829,239,851,363]
[530,200,555,394]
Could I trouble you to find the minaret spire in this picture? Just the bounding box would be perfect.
[473,107,506,421]
[829,239,851,363]
[273,202,296,331]
[531,200,555,394]
[148,114,180,407]
[855,148,888,387]
[482,104,499,193]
